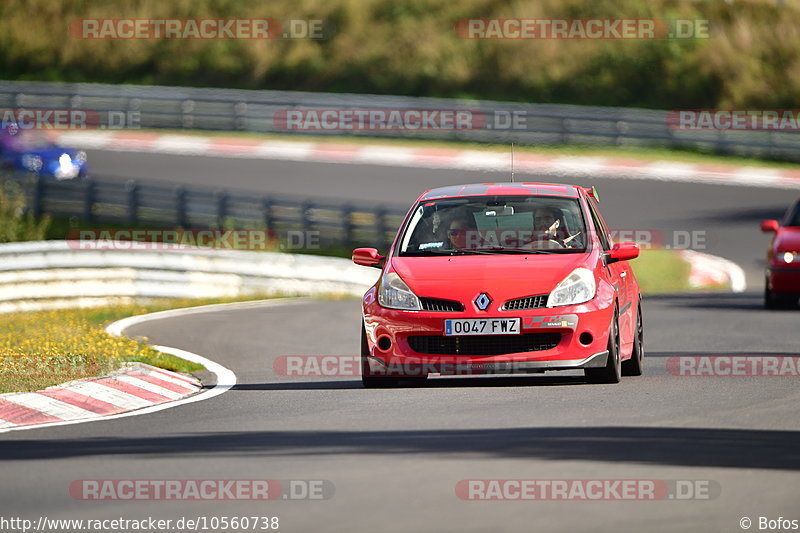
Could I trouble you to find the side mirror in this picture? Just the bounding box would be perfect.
[606,242,639,264]
[352,248,385,269]
[761,219,779,233]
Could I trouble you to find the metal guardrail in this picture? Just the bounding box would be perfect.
[2,80,800,160]
[0,241,379,313]
[1,171,407,250]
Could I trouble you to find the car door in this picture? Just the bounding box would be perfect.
[587,199,633,351]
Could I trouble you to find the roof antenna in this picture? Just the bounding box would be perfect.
[510,143,515,182]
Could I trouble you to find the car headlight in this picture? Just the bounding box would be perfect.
[546,267,596,307]
[782,251,798,263]
[378,272,421,310]
[75,151,87,164]
[21,154,42,172]
[54,153,79,179]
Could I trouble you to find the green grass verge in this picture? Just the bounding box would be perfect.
[631,249,693,295]
[0,296,285,394]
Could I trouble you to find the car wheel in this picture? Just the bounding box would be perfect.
[765,281,795,310]
[361,324,399,388]
[585,307,621,384]
[765,283,780,309]
[622,302,644,376]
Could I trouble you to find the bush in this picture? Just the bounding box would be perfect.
[0,0,797,109]
[0,181,50,243]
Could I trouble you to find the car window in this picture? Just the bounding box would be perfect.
[398,195,587,255]
[587,198,611,251]
[784,200,800,227]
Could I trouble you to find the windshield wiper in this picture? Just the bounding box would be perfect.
[473,247,561,254]
[402,248,511,256]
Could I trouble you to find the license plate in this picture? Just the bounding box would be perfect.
[444,318,521,336]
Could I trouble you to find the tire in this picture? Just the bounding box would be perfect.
[622,302,644,376]
[765,282,796,310]
[585,307,621,384]
[765,283,781,309]
[360,324,399,388]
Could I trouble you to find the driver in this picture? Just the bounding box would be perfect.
[447,215,478,250]
[532,206,570,248]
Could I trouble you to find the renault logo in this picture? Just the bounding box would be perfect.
[475,293,492,311]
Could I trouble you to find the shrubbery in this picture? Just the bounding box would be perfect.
[1,0,797,109]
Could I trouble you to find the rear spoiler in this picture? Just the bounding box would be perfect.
[582,186,600,203]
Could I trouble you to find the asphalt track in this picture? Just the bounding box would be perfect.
[0,148,798,533]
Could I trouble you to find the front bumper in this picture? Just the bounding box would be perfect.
[365,350,609,376]
[362,288,615,376]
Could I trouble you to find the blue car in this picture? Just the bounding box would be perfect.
[0,128,87,180]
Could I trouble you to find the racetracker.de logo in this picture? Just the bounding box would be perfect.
[66,229,320,251]
[1,109,140,130]
[455,18,710,40]
[69,479,334,501]
[69,19,329,40]
[456,479,720,501]
[666,355,800,377]
[667,110,800,131]
[273,108,488,131]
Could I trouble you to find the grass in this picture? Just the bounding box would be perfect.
[0,295,286,394]
[120,127,800,170]
[631,248,693,294]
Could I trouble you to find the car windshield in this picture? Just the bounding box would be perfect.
[785,201,800,227]
[398,195,588,256]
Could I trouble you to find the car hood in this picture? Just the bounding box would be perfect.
[775,227,800,252]
[390,253,590,303]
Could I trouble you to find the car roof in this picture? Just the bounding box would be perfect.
[418,182,582,201]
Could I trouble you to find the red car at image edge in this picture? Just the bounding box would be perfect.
[353,182,644,387]
[761,198,800,309]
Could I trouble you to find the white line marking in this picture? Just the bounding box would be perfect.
[680,249,748,293]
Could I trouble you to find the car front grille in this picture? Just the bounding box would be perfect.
[502,294,547,311]
[419,297,464,312]
[407,333,561,356]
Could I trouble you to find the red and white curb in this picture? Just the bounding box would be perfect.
[679,249,747,293]
[0,300,278,433]
[0,363,201,430]
[56,130,800,190]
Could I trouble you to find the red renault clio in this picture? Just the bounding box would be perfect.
[353,182,643,387]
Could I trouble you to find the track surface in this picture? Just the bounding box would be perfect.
[1,149,798,532]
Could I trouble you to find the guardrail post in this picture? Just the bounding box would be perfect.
[175,186,187,227]
[301,200,313,238]
[615,120,626,146]
[82,178,95,222]
[181,100,195,129]
[261,196,274,229]
[125,180,139,225]
[342,205,354,247]
[215,191,228,228]
[31,173,44,218]
[375,206,388,249]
